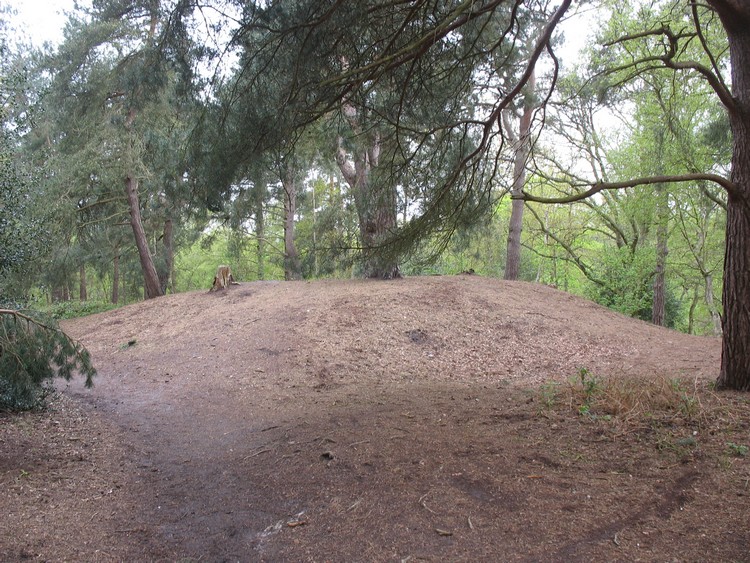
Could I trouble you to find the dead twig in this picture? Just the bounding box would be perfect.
[418,493,437,514]
[244,448,272,459]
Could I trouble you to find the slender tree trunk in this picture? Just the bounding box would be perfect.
[704,273,723,336]
[688,287,699,335]
[158,218,173,294]
[652,185,668,326]
[312,181,319,277]
[282,166,302,281]
[254,181,266,280]
[79,263,87,302]
[112,252,120,305]
[504,69,535,281]
[121,266,126,304]
[714,2,750,390]
[125,175,163,299]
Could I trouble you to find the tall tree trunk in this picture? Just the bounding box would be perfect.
[719,194,750,390]
[357,176,400,279]
[255,181,266,280]
[282,166,302,281]
[504,69,535,281]
[704,273,723,337]
[652,185,668,326]
[336,136,400,279]
[312,181,319,277]
[713,1,750,390]
[112,252,120,305]
[505,198,526,280]
[79,263,87,302]
[52,286,69,303]
[125,175,163,299]
[687,287,699,335]
[336,95,400,279]
[158,218,173,294]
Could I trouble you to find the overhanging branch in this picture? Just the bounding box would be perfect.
[520,173,738,204]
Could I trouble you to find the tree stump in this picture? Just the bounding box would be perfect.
[209,265,238,292]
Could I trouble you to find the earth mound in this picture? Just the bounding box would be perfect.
[4,276,746,562]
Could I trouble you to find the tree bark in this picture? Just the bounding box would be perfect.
[79,263,87,302]
[158,218,173,294]
[704,273,723,336]
[504,69,535,281]
[282,165,302,281]
[254,180,266,280]
[125,175,163,299]
[713,1,750,390]
[336,103,400,279]
[652,185,668,326]
[112,252,120,305]
[687,287,699,335]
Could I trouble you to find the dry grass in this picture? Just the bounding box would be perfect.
[542,369,726,427]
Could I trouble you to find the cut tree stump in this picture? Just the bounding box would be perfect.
[209,265,239,292]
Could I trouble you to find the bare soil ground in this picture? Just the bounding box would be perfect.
[2,275,749,562]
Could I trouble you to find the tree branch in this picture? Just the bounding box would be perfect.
[691,1,731,96]
[520,173,738,204]
[525,203,604,286]
[604,24,737,114]
[0,309,55,332]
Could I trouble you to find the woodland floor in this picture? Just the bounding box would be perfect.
[1,275,749,562]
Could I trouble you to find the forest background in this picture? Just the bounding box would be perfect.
[0,1,735,373]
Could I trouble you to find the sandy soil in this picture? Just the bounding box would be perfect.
[1,275,748,562]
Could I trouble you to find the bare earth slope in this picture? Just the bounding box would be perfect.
[2,275,748,562]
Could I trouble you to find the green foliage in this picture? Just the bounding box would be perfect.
[0,309,95,411]
[537,382,560,411]
[726,442,748,457]
[0,42,48,298]
[0,0,731,342]
[669,378,700,418]
[574,367,602,416]
[43,300,118,321]
[585,246,680,327]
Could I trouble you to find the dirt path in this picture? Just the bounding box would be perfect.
[3,276,749,561]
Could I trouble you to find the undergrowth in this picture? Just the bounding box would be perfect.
[43,300,119,320]
[537,369,750,466]
[538,368,711,425]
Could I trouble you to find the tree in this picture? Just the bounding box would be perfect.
[503,69,536,281]
[231,0,750,390]
[228,0,546,277]
[499,5,559,280]
[706,0,750,389]
[42,0,197,300]
[0,11,50,300]
[279,157,303,280]
[0,6,96,410]
[524,0,747,388]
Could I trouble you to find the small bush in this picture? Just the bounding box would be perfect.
[0,309,95,411]
[726,442,749,457]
